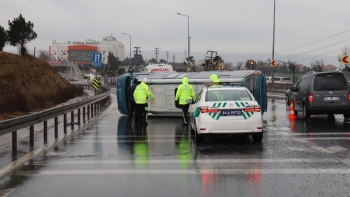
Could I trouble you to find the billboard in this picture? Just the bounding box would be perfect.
[69,50,95,62]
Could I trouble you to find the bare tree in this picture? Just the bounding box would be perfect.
[183,56,198,72]
[38,50,49,60]
[236,61,243,70]
[310,59,324,72]
[224,62,233,70]
[287,59,297,83]
[202,55,224,71]
[338,47,350,72]
[244,60,250,70]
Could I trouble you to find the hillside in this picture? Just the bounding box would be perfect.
[0,52,83,120]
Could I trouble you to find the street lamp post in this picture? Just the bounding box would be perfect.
[271,0,276,84]
[177,13,190,66]
[122,33,131,67]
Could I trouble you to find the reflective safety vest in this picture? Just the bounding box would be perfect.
[175,77,195,105]
[133,82,155,104]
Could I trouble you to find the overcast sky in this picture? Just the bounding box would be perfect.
[2,0,350,66]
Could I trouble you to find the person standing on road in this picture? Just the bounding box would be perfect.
[133,78,155,126]
[175,77,195,126]
[127,78,140,122]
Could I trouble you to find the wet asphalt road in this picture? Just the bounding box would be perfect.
[1,91,350,196]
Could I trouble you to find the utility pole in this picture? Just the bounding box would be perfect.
[205,50,217,70]
[154,48,159,62]
[173,54,176,63]
[206,50,217,61]
[165,51,169,63]
[133,47,141,72]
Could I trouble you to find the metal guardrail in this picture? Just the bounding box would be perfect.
[0,84,111,153]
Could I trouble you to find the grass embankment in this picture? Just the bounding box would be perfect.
[0,52,83,120]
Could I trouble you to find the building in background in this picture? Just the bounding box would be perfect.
[323,64,337,72]
[49,35,125,65]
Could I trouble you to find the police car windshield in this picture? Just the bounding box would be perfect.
[206,89,253,102]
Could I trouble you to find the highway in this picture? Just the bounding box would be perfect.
[1,89,350,196]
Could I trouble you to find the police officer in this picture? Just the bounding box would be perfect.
[209,74,224,100]
[133,78,155,126]
[175,77,195,126]
[127,78,140,122]
[209,73,220,84]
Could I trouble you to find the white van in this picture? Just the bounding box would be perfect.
[83,73,102,84]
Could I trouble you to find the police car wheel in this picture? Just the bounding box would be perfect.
[252,132,263,143]
[190,123,195,134]
[194,120,203,143]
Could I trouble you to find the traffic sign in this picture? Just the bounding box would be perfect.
[92,52,102,67]
[62,60,68,65]
[218,64,224,70]
[340,55,349,64]
[93,77,99,90]
[271,60,277,67]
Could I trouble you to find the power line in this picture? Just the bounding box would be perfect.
[277,29,350,53]
[282,37,350,59]
[231,29,350,60]
[294,48,341,62]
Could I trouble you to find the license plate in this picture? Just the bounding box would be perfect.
[220,110,242,116]
[323,97,339,101]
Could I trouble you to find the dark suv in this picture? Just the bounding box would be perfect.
[289,71,350,119]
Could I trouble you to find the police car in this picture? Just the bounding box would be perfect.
[189,83,263,143]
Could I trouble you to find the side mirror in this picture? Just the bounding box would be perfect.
[290,86,296,91]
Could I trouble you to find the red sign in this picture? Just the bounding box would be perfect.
[151,68,170,72]
[271,60,276,67]
[341,56,349,64]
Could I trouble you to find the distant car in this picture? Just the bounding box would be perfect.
[267,76,281,83]
[288,72,350,119]
[266,76,272,83]
[267,76,293,84]
[189,85,263,143]
[279,77,293,84]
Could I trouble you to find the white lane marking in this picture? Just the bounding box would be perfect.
[311,146,332,153]
[66,137,350,143]
[79,135,191,138]
[72,140,189,143]
[290,133,350,136]
[279,127,290,130]
[287,147,317,152]
[69,133,350,138]
[339,159,350,165]
[0,189,16,197]
[269,137,350,141]
[42,151,66,156]
[15,168,350,176]
[326,146,348,153]
[26,158,339,165]
[290,138,308,143]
